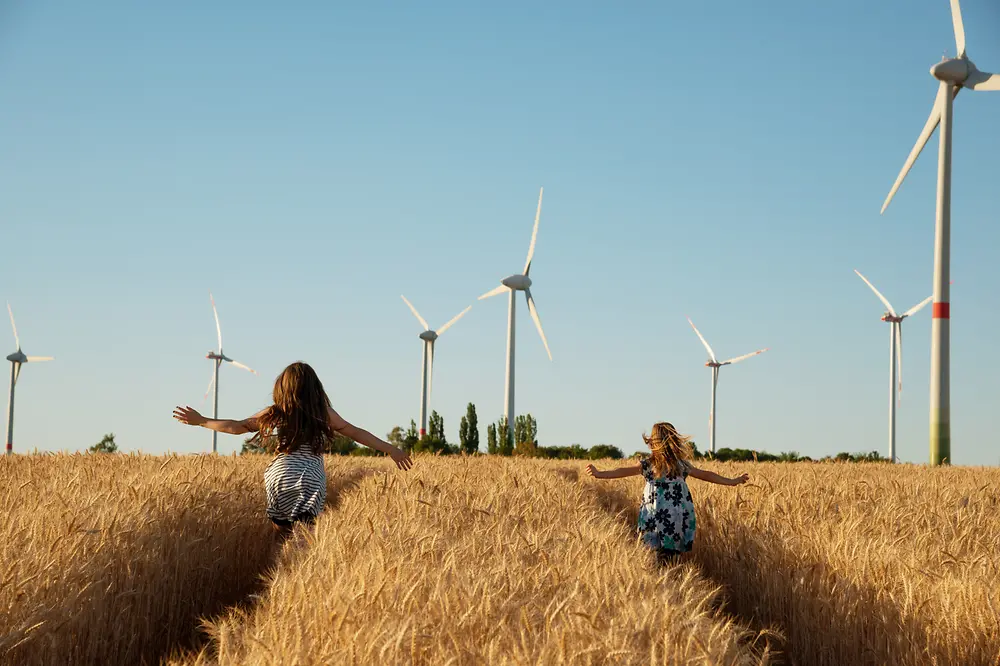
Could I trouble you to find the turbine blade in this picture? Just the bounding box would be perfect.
[14,363,21,385]
[524,187,543,275]
[686,317,717,363]
[478,285,508,301]
[722,349,769,365]
[880,86,945,214]
[400,295,429,331]
[202,369,216,403]
[965,69,1000,91]
[25,356,53,362]
[854,269,897,317]
[228,359,258,375]
[950,0,966,58]
[525,289,552,361]
[7,303,20,351]
[902,295,934,318]
[436,305,472,336]
[210,292,223,352]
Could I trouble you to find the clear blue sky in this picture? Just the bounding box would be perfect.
[2,1,999,465]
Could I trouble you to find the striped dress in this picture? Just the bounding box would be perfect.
[263,448,327,522]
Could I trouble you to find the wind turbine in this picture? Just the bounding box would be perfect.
[203,292,257,453]
[879,0,998,465]
[854,270,933,463]
[478,187,552,447]
[5,303,53,454]
[686,317,768,455]
[400,295,472,436]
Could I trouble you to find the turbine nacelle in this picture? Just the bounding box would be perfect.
[705,360,724,368]
[501,274,532,291]
[418,330,439,342]
[881,314,905,324]
[931,57,971,85]
[6,352,26,363]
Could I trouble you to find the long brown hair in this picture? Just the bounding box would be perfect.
[643,422,693,478]
[249,362,334,454]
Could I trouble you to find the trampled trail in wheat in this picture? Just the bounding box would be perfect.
[175,456,764,666]
[3,454,999,665]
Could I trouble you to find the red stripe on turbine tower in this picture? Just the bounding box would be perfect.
[932,302,950,319]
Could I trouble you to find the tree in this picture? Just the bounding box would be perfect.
[325,433,358,455]
[404,420,420,453]
[89,433,118,454]
[587,444,623,460]
[387,426,406,450]
[459,403,479,454]
[514,414,538,449]
[241,434,270,455]
[487,423,498,454]
[513,439,539,457]
[428,410,446,444]
[497,417,512,456]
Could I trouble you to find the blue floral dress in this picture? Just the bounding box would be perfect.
[638,458,696,555]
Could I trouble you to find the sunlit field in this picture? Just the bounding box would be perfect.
[2,454,998,665]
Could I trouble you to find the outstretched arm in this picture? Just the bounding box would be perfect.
[327,406,413,470]
[172,406,266,435]
[688,467,749,486]
[585,464,642,480]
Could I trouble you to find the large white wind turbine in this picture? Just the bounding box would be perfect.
[5,303,53,454]
[203,292,257,453]
[687,317,768,455]
[400,295,471,436]
[880,0,998,465]
[478,187,552,447]
[854,270,932,463]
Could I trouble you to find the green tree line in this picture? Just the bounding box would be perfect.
[237,401,890,463]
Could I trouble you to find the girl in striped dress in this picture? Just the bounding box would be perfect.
[173,361,413,533]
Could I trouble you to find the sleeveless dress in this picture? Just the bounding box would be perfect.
[263,448,326,524]
[638,458,696,555]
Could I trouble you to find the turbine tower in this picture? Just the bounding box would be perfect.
[203,292,257,453]
[854,270,932,463]
[478,187,552,447]
[880,0,998,465]
[400,295,472,436]
[687,317,767,454]
[6,303,53,454]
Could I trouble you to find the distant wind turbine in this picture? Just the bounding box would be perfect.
[5,303,53,454]
[400,296,472,436]
[478,187,552,447]
[854,270,938,463]
[687,317,768,454]
[879,0,998,465]
[203,292,257,453]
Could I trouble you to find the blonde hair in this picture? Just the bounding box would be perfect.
[642,422,693,478]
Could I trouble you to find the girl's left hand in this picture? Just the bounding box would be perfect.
[173,406,207,427]
[731,473,750,486]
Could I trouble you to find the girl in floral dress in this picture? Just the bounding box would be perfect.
[586,421,748,562]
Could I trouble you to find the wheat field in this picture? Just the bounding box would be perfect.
[1,454,998,665]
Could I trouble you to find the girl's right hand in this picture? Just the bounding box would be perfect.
[585,464,602,479]
[730,473,750,486]
[173,406,207,427]
[389,446,414,471]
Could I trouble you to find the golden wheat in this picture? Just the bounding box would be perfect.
[4,454,999,665]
